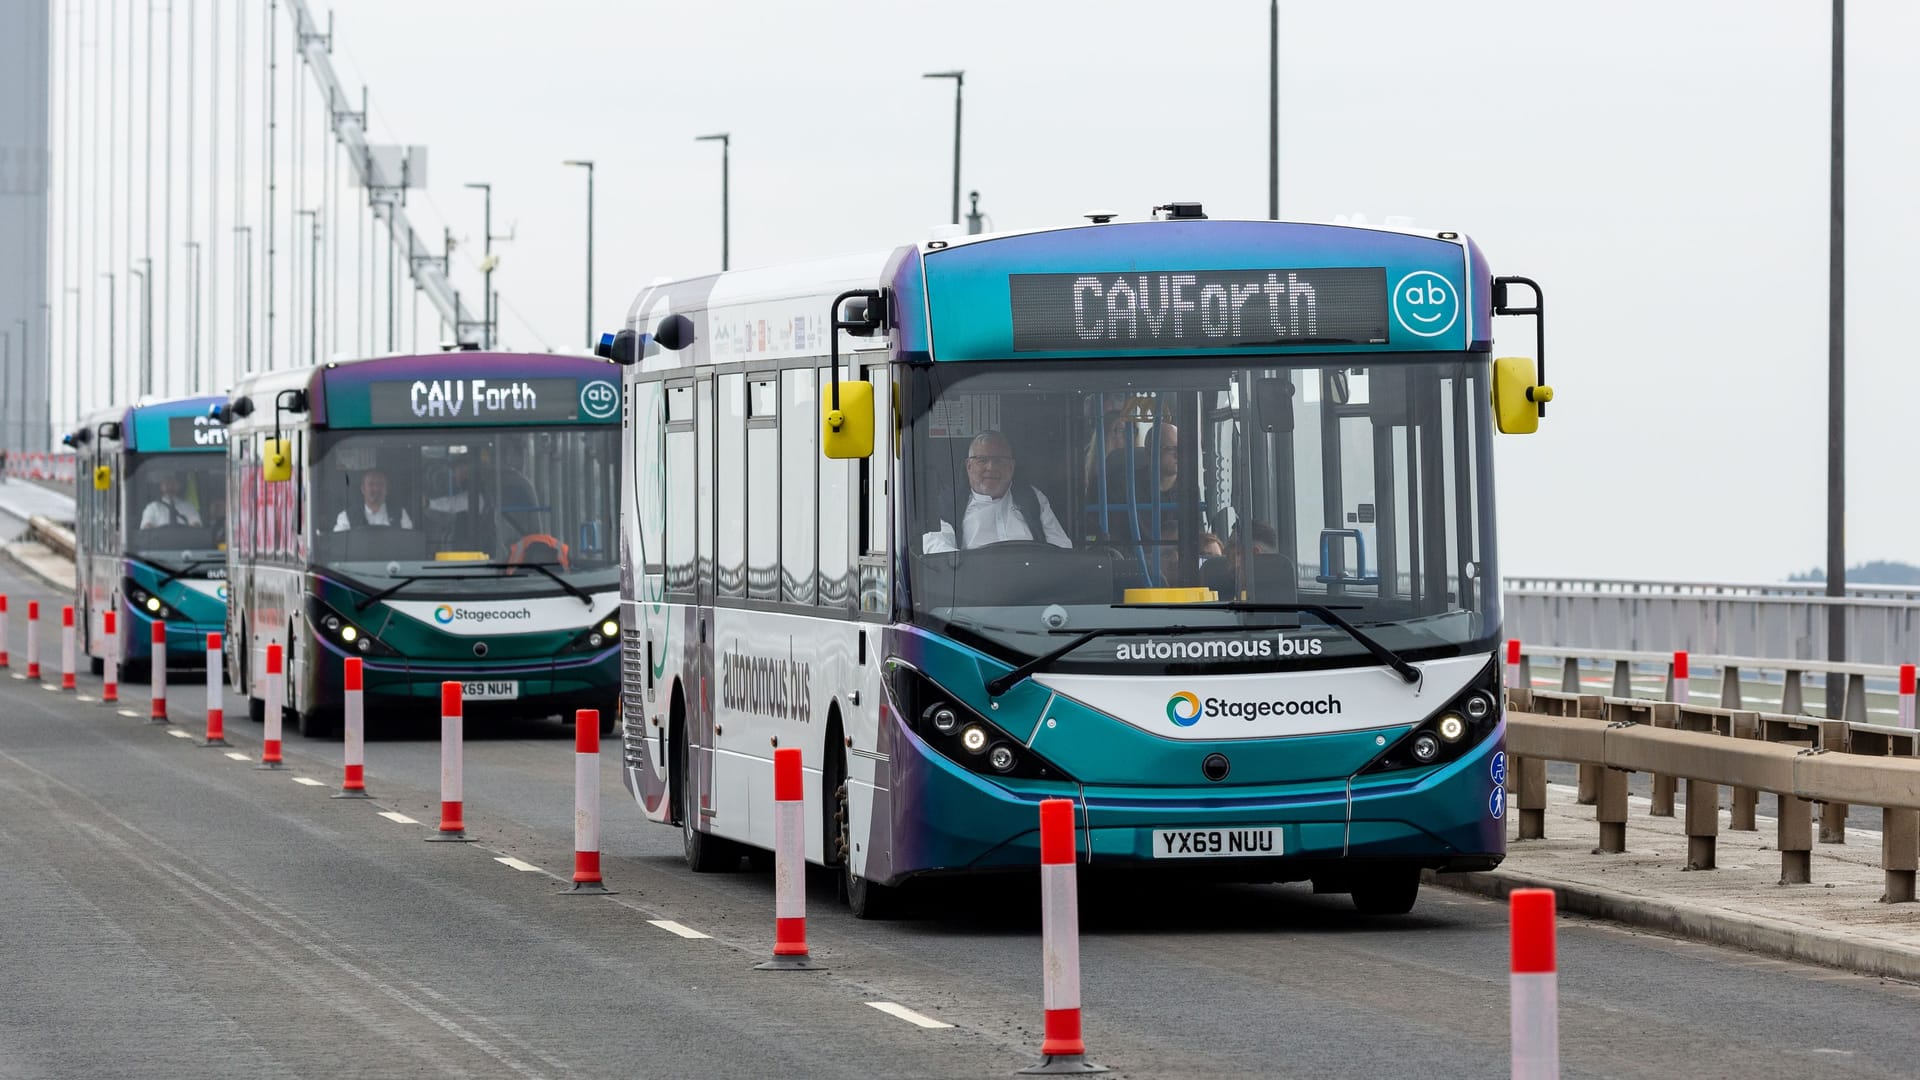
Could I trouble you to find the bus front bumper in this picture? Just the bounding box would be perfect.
[311,640,620,716]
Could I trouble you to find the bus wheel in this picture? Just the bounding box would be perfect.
[89,656,104,676]
[1350,868,1421,915]
[598,702,619,739]
[829,740,895,920]
[677,708,740,873]
[297,706,339,740]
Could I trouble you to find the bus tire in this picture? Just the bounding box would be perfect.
[1350,868,1421,915]
[598,703,619,739]
[828,736,895,920]
[89,656,104,676]
[675,697,740,873]
[297,706,339,740]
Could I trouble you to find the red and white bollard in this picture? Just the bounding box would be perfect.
[564,709,612,892]
[427,682,471,841]
[1900,665,1916,731]
[332,658,370,798]
[0,594,10,668]
[1670,650,1689,705]
[148,620,169,721]
[1510,888,1561,1080]
[1020,797,1104,1075]
[200,632,229,747]
[755,746,822,970]
[101,610,119,704]
[25,600,40,679]
[60,605,76,690]
[1505,639,1522,690]
[257,643,285,769]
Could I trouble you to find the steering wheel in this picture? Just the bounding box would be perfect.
[506,532,571,572]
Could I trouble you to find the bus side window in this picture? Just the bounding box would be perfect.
[715,373,746,599]
[859,365,890,616]
[779,369,816,604]
[663,383,694,596]
[817,366,852,611]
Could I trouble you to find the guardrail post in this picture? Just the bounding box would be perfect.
[1559,657,1579,693]
[1844,673,1869,725]
[1882,808,1916,904]
[1684,778,1718,870]
[1779,796,1813,884]
[1649,702,1679,817]
[1818,720,1849,844]
[1781,669,1805,716]
[1517,754,1547,840]
[1610,660,1631,699]
[1728,714,1759,831]
[1719,664,1743,709]
[1597,768,1628,853]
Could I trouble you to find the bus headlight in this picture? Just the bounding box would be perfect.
[1410,733,1441,763]
[988,744,1018,773]
[1464,693,1493,721]
[1359,657,1503,776]
[960,726,989,754]
[885,664,1075,783]
[1436,713,1466,742]
[600,619,619,638]
[145,596,163,613]
[341,625,359,643]
[324,615,342,633]
[926,704,959,733]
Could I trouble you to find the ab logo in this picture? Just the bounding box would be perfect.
[579,380,619,421]
[1392,271,1459,340]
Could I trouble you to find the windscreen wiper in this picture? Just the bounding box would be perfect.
[480,562,594,606]
[987,626,1227,698]
[1115,600,1421,685]
[357,575,428,610]
[156,558,222,588]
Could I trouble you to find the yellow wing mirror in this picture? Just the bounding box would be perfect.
[262,437,293,483]
[92,465,111,491]
[822,380,874,459]
[1491,356,1553,435]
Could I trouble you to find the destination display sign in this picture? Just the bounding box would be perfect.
[166,414,228,449]
[1008,267,1391,352]
[368,377,619,425]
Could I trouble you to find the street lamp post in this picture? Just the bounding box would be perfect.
[694,134,730,271]
[1826,0,1846,697]
[100,271,118,405]
[562,160,595,349]
[12,317,27,450]
[296,209,320,366]
[65,287,80,433]
[463,182,494,348]
[184,241,202,391]
[234,225,254,376]
[130,259,153,397]
[922,71,964,226]
[1268,0,1279,220]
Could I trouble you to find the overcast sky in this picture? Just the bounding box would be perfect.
[53,0,1920,583]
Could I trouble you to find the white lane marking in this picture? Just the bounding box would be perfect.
[378,811,419,824]
[76,695,94,702]
[647,919,711,939]
[865,1002,954,1029]
[493,857,542,873]
[292,777,325,786]
[166,729,194,739]
[117,709,141,718]
[41,685,58,692]
[223,752,252,761]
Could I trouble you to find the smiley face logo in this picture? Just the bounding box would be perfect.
[1392,271,1460,340]
[1166,691,1202,728]
[579,380,619,421]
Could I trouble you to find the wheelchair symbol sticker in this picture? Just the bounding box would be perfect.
[1491,751,1507,786]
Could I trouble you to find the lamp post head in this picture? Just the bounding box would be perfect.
[563,159,594,171]
[464,181,490,192]
[695,133,730,146]
[923,70,964,83]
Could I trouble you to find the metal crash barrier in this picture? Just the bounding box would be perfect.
[1506,687,1920,903]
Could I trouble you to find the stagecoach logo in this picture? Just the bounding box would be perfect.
[430,604,532,625]
[434,604,455,624]
[217,585,230,602]
[720,647,812,722]
[1166,692,1202,727]
[578,380,619,421]
[1391,271,1459,340]
[1167,690,1343,726]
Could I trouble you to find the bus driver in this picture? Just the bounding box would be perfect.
[333,468,414,532]
[922,431,1071,554]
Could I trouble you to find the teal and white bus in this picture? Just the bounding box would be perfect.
[220,351,624,736]
[611,207,1551,916]
[67,395,231,680]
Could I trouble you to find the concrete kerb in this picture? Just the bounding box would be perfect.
[1427,866,1920,985]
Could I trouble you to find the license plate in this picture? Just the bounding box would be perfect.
[461,680,519,701]
[1152,827,1283,859]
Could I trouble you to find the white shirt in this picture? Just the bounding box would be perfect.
[923,488,1071,554]
[333,504,414,532]
[140,495,202,528]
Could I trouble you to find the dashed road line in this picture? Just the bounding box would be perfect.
[166,729,194,739]
[76,694,94,702]
[493,857,542,873]
[378,811,419,824]
[865,1002,954,1029]
[647,920,710,939]
[292,777,325,787]
[223,752,252,762]
[117,708,140,718]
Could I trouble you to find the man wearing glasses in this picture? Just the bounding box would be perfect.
[923,431,1071,554]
